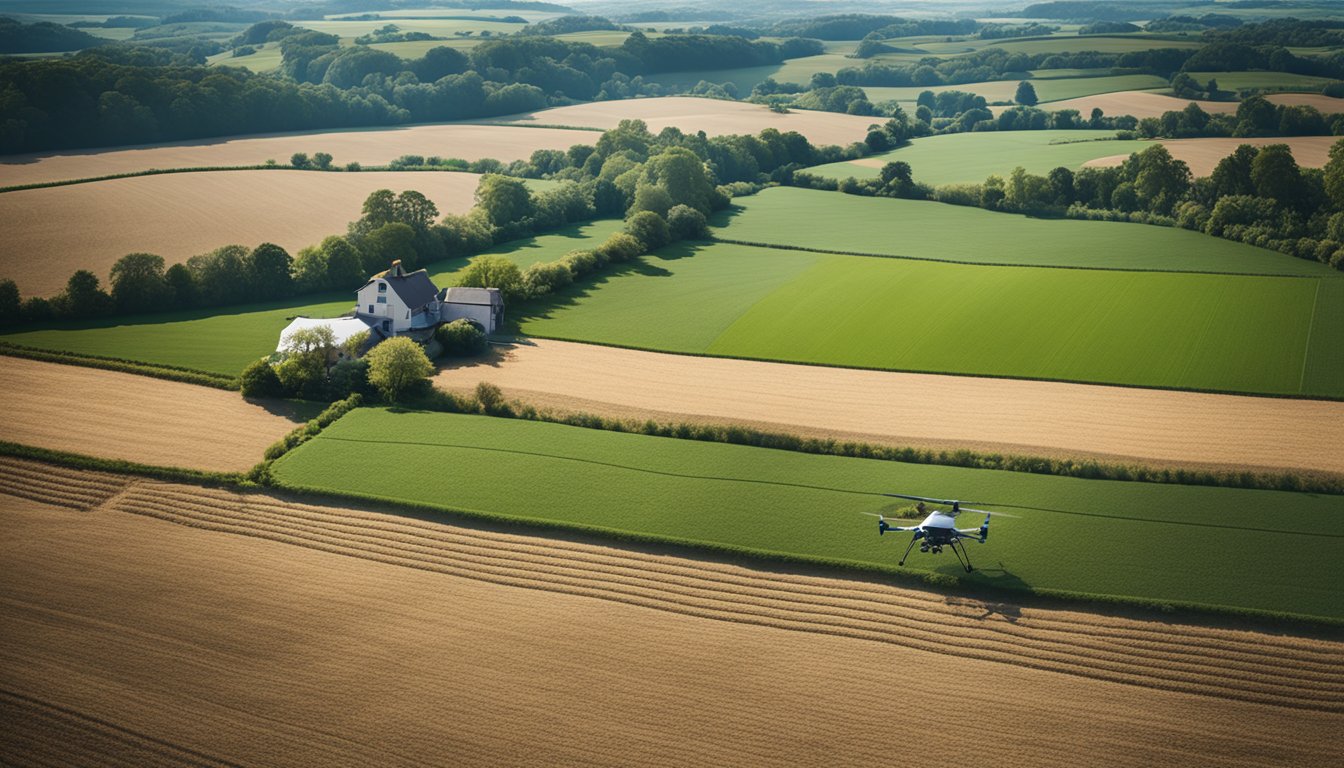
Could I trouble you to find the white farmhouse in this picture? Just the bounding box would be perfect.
[276,260,505,356]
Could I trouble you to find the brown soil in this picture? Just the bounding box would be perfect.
[990,91,1343,121]
[1082,135,1339,177]
[0,357,305,471]
[433,339,1344,475]
[0,170,481,297]
[1,457,1340,766]
[0,124,598,188]
[490,96,879,146]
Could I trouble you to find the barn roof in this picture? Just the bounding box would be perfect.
[441,286,503,306]
[276,316,378,353]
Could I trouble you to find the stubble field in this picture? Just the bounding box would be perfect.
[435,338,1344,474]
[489,96,878,145]
[0,356,309,471]
[0,170,482,297]
[0,123,600,188]
[2,458,1340,767]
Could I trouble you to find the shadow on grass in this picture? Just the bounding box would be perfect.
[0,291,352,337]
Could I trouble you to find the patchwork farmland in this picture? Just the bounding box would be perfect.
[4,2,1344,764]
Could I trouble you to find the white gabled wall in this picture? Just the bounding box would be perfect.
[355,279,412,332]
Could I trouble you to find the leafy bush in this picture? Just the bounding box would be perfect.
[595,232,644,263]
[667,204,709,240]
[457,254,524,300]
[366,337,434,402]
[240,358,285,399]
[625,210,670,250]
[436,319,489,357]
[521,260,574,297]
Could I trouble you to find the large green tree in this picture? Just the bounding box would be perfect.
[366,337,434,402]
[109,252,171,313]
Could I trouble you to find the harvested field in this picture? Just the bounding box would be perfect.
[1083,135,1340,177]
[0,170,481,297]
[1,458,1341,766]
[436,339,1344,475]
[489,96,878,146]
[0,123,598,188]
[0,356,307,471]
[1002,90,1344,120]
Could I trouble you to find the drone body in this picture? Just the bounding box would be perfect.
[874,496,994,572]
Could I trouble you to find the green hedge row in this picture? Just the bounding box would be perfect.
[0,440,244,486]
[250,393,363,482]
[0,343,238,389]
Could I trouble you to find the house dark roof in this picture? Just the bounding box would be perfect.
[441,286,504,306]
[385,270,439,310]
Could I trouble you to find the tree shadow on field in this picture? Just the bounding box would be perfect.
[245,396,327,423]
[502,240,706,332]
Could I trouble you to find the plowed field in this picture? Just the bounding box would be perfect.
[0,170,481,297]
[0,124,597,188]
[2,457,1340,766]
[434,339,1344,474]
[0,356,305,471]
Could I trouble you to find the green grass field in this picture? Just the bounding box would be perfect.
[1184,71,1338,92]
[518,236,1343,397]
[0,222,620,376]
[270,408,1344,621]
[862,75,1169,106]
[806,130,1153,186]
[713,187,1338,277]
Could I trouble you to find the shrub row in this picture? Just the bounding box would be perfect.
[0,343,238,389]
[250,393,363,482]
[0,440,244,486]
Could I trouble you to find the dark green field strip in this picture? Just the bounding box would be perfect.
[1302,278,1344,398]
[271,409,1344,622]
[711,187,1339,277]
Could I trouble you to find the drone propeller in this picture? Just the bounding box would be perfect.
[960,507,1021,519]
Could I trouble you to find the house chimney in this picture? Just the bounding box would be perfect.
[389,259,403,277]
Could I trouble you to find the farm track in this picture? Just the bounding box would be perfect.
[4,457,1343,766]
[6,458,1339,715]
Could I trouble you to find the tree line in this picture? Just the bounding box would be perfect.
[0,119,852,327]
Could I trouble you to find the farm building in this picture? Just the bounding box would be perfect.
[276,260,505,354]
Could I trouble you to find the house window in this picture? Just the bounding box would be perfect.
[377,296,386,304]
[377,283,387,293]
[367,305,374,313]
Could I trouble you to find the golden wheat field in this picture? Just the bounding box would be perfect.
[0,124,598,188]
[0,357,306,471]
[1083,135,1339,177]
[490,96,879,146]
[996,90,1343,121]
[433,340,1344,474]
[0,170,481,297]
[1,456,1340,767]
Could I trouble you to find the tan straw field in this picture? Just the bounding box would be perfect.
[1083,135,1339,176]
[0,123,597,188]
[2,457,1340,767]
[0,170,481,297]
[434,339,1344,475]
[490,96,879,146]
[0,357,305,471]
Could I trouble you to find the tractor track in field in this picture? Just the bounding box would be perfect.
[3,456,1340,716]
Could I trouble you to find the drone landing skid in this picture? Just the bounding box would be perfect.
[898,535,976,573]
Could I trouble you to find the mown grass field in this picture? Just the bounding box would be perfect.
[1184,71,1339,92]
[519,238,1343,397]
[0,222,620,375]
[806,130,1152,186]
[713,187,1338,276]
[270,409,1344,621]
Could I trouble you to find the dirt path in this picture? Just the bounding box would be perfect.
[433,339,1344,475]
[0,123,598,188]
[0,357,305,471]
[1,457,1340,766]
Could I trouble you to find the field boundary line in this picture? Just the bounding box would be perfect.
[514,331,1344,403]
[1299,278,1323,394]
[707,236,1335,279]
[0,343,238,390]
[0,164,483,194]
[0,441,246,486]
